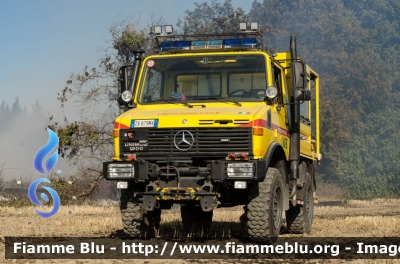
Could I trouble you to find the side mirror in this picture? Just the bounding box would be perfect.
[304,90,311,101]
[117,49,144,109]
[294,88,311,101]
[293,61,311,101]
[294,62,305,89]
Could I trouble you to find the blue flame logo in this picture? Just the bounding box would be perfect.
[29,128,61,218]
[28,178,61,218]
[33,128,59,174]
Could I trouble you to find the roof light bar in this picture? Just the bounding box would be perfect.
[207,40,223,49]
[158,42,171,51]
[241,38,260,48]
[223,39,241,48]
[192,40,207,50]
[174,41,191,50]
[158,38,260,52]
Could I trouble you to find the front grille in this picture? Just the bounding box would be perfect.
[134,128,252,155]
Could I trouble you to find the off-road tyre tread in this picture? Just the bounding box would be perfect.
[120,186,161,237]
[247,167,283,242]
[286,173,313,234]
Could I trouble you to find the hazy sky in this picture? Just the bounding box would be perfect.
[0,0,251,110]
[0,0,252,180]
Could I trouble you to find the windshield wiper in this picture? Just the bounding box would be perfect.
[147,99,192,107]
[193,96,242,106]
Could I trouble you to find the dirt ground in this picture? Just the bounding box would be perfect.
[1,199,400,263]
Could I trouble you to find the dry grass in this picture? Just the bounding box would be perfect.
[2,199,400,263]
[1,199,400,238]
[0,205,121,238]
[347,199,400,206]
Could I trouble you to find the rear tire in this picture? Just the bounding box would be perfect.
[181,204,213,236]
[247,167,283,242]
[286,172,314,234]
[120,184,161,238]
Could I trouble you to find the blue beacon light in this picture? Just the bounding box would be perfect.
[158,38,259,51]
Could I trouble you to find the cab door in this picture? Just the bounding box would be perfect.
[272,63,290,158]
[299,73,312,158]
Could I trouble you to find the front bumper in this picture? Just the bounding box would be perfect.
[103,159,266,211]
[103,159,266,181]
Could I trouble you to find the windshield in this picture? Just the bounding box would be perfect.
[139,55,267,104]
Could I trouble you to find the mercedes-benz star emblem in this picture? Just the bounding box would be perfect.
[173,130,194,151]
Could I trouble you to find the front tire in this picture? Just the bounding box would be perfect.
[247,167,283,242]
[120,184,161,238]
[286,172,314,234]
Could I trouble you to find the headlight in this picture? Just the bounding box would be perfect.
[227,163,254,177]
[266,86,278,99]
[121,90,133,102]
[108,164,134,178]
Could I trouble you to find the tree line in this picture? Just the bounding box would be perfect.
[52,0,400,199]
[248,0,400,198]
[0,98,43,133]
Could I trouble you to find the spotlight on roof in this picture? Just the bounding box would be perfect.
[250,22,259,31]
[153,25,162,35]
[239,22,247,31]
[164,25,173,34]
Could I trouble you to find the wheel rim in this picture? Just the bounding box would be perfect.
[306,186,313,222]
[273,186,282,230]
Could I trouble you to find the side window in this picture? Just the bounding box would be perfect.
[273,65,283,104]
[143,69,162,101]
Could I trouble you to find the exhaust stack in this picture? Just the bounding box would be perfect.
[289,35,300,198]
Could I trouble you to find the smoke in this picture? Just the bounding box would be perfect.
[0,103,76,182]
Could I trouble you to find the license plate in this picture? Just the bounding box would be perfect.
[131,119,158,128]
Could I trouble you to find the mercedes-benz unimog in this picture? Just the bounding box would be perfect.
[103,23,321,242]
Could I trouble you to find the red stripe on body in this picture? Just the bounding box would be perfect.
[238,119,289,137]
[272,124,289,137]
[114,121,130,130]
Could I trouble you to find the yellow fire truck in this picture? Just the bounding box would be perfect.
[103,23,321,242]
